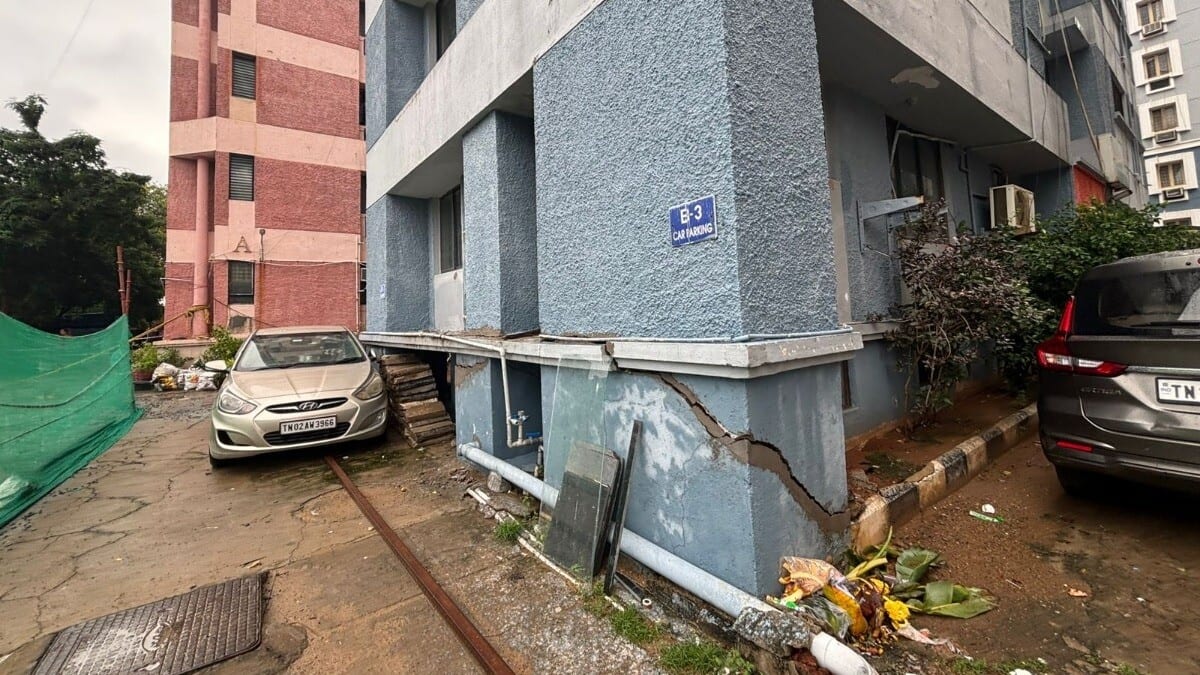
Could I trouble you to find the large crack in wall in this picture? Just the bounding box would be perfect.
[656,374,851,533]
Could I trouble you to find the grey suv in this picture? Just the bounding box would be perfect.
[1037,249,1200,494]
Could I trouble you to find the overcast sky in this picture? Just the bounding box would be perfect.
[0,0,170,182]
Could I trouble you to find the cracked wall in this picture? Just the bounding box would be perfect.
[539,364,850,596]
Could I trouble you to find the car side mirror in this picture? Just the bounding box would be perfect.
[204,359,229,373]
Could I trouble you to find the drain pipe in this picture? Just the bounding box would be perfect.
[458,442,876,675]
[377,332,537,449]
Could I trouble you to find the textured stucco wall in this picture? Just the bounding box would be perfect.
[455,0,485,33]
[1026,166,1078,217]
[842,340,908,438]
[723,0,839,335]
[536,364,848,594]
[366,0,425,148]
[535,0,836,338]
[822,85,897,322]
[366,195,430,331]
[456,356,543,459]
[463,112,539,334]
[534,0,741,338]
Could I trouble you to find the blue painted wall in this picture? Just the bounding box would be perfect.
[365,196,431,332]
[534,0,837,338]
[463,112,539,335]
[366,0,426,149]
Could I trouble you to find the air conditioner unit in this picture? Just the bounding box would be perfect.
[990,185,1036,234]
[1142,21,1165,37]
[1155,130,1180,144]
[1163,187,1187,201]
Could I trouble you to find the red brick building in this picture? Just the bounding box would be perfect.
[164,0,365,340]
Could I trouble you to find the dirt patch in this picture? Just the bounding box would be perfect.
[846,390,1026,502]
[893,436,1200,674]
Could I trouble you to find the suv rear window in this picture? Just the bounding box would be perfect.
[1074,267,1200,336]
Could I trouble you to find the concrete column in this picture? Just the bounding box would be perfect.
[365,195,430,332]
[462,112,538,335]
[191,157,211,337]
[534,0,838,339]
[366,0,427,148]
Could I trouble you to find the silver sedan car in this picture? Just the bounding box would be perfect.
[207,326,387,466]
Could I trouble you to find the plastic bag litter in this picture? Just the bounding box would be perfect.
[798,595,853,640]
[151,362,179,380]
[181,368,218,391]
[779,557,842,602]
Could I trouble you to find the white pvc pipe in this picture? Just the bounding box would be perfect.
[458,442,876,675]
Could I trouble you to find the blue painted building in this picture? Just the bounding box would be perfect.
[361,0,1142,596]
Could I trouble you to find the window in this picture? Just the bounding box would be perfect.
[436,0,456,58]
[228,261,255,304]
[840,361,853,410]
[359,263,367,305]
[229,154,255,201]
[359,84,366,127]
[889,119,945,201]
[1151,103,1179,132]
[359,0,366,36]
[438,186,463,273]
[360,172,367,214]
[1112,76,1131,122]
[1163,217,1192,227]
[1145,50,1171,80]
[1158,160,1185,188]
[1138,0,1164,27]
[231,53,256,99]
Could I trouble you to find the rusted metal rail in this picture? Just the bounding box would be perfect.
[324,456,516,675]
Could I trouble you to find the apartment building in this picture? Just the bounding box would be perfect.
[1127,0,1200,224]
[362,0,1141,596]
[164,0,366,341]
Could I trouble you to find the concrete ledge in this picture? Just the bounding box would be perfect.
[850,403,1037,552]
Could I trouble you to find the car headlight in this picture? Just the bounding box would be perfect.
[217,390,257,415]
[354,372,385,400]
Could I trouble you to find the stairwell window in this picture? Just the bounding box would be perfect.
[1138,0,1164,27]
[435,0,456,58]
[231,53,256,100]
[1145,50,1172,81]
[1159,161,1186,189]
[228,261,255,304]
[229,154,255,201]
[438,186,463,273]
[1151,103,1180,132]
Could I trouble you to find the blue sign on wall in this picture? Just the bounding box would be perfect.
[669,195,718,247]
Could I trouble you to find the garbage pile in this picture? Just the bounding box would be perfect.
[766,533,993,650]
[150,363,217,392]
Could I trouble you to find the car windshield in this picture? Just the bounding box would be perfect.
[234,332,365,371]
[1075,267,1200,336]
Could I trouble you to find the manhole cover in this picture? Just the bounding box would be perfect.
[33,573,265,675]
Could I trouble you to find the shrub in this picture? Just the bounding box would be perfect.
[130,344,162,373]
[201,326,243,365]
[659,641,754,675]
[888,201,1051,428]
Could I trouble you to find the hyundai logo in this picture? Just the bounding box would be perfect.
[297,401,320,412]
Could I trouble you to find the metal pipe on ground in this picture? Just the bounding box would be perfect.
[457,443,876,675]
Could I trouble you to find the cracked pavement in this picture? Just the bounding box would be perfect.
[0,392,661,674]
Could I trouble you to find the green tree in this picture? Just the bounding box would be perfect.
[0,95,164,332]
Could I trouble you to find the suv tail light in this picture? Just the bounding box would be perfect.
[1035,297,1127,377]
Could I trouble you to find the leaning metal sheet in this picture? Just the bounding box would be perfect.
[32,574,265,675]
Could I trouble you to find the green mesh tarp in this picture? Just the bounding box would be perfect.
[0,313,141,527]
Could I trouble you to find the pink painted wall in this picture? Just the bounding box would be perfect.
[257,0,360,50]
[258,59,359,138]
[163,262,196,340]
[256,158,361,234]
[167,158,198,232]
[261,262,359,330]
[173,0,199,27]
[170,57,198,122]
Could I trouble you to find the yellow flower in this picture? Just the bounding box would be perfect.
[884,598,911,628]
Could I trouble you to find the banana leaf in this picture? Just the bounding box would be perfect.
[895,548,940,586]
[906,580,995,619]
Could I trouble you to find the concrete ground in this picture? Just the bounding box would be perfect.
[889,435,1200,675]
[0,392,659,674]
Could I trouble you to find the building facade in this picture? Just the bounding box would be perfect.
[363,0,1141,596]
[164,0,366,341]
[1126,0,1200,224]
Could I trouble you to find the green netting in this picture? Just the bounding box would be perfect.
[0,313,141,527]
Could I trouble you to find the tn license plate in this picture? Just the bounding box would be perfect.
[279,416,337,434]
[1157,378,1200,404]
